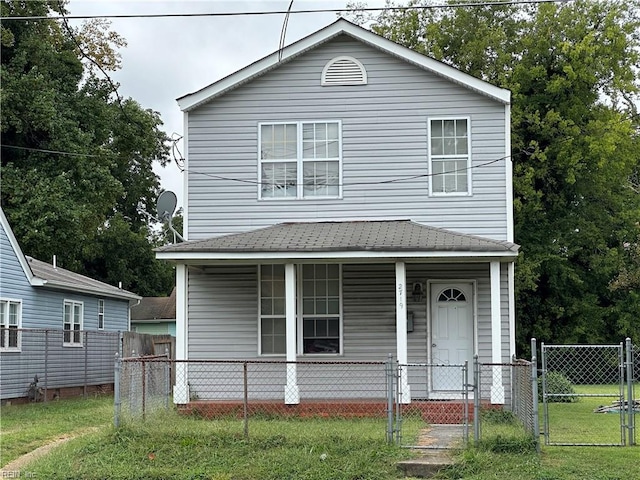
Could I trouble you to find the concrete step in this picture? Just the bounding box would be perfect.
[397,452,454,478]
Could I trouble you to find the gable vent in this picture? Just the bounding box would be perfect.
[321,56,367,86]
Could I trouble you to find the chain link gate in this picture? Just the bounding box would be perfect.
[629,340,638,446]
[541,342,634,446]
[391,362,470,447]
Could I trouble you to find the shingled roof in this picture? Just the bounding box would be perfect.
[131,288,176,322]
[27,256,141,301]
[156,220,519,257]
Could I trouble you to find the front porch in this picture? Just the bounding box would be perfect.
[157,220,519,408]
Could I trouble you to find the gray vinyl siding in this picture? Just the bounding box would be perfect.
[0,222,31,303]
[188,263,508,362]
[186,35,508,241]
[1,222,128,399]
[0,330,120,399]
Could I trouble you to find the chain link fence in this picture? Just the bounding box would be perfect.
[396,362,470,447]
[540,340,636,446]
[114,357,390,428]
[0,328,120,402]
[115,355,171,425]
[472,353,539,450]
[115,354,539,451]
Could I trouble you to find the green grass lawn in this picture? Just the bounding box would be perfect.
[545,384,631,445]
[0,396,113,466]
[1,394,638,479]
[23,411,415,480]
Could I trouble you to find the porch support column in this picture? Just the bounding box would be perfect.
[284,263,299,404]
[173,263,189,404]
[490,261,505,404]
[395,262,411,404]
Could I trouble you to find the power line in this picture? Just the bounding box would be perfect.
[0,0,572,21]
[184,156,508,188]
[1,144,99,157]
[1,139,508,187]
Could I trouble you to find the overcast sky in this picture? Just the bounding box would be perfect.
[67,0,380,211]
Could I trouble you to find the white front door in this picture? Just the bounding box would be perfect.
[430,282,474,392]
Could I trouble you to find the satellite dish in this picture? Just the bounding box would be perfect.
[156,191,177,222]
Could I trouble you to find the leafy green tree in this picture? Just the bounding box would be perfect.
[1,0,174,296]
[357,0,640,350]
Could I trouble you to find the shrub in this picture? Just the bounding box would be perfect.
[538,371,578,403]
[481,408,518,425]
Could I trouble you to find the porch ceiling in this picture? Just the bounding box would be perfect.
[156,220,519,264]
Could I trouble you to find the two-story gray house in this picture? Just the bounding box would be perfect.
[157,19,518,407]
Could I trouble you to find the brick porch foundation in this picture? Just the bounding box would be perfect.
[180,399,496,424]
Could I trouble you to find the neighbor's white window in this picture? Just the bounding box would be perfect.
[63,300,83,346]
[98,299,105,330]
[258,264,343,356]
[0,299,21,350]
[259,121,341,199]
[429,118,471,195]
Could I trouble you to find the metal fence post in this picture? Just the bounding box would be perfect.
[531,338,540,453]
[114,353,121,428]
[473,355,480,446]
[164,347,170,411]
[243,362,249,440]
[626,338,635,446]
[541,342,549,445]
[84,330,89,399]
[142,358,147,421]
[44,329,49,403]
[618,342,626,446]
[386,354,394,444]
[463,360,469,444]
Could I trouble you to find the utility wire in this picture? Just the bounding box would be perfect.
[1,145,100,157]
[1,139,508,186]
[56,1,150,138]
[1,0,573,21]
[184,156,508,188]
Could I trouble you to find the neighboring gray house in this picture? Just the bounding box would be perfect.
[130,288,176,336]
[157,19,518,406]
[0,207,140,401]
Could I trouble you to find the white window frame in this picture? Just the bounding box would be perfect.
[258,265,287,356]
[428,116,472,196]
[257,264,343,357]
[98,299,105,330]
[258,120,342,200]
[0,299,22,351]
[298,264,343,357]
[63,300,83,347]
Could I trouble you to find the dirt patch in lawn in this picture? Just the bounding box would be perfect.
[0,426,100,474]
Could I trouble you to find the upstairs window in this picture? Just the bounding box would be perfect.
[0,299,21,350]
[429,118,471,195]
[259,121,341,199]
[63,300,83,346]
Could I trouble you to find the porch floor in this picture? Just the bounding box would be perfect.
[179,399,494,424]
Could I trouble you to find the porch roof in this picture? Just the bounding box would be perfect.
[156,220,519,263]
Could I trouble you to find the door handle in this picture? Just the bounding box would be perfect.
[432,343,437,347]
